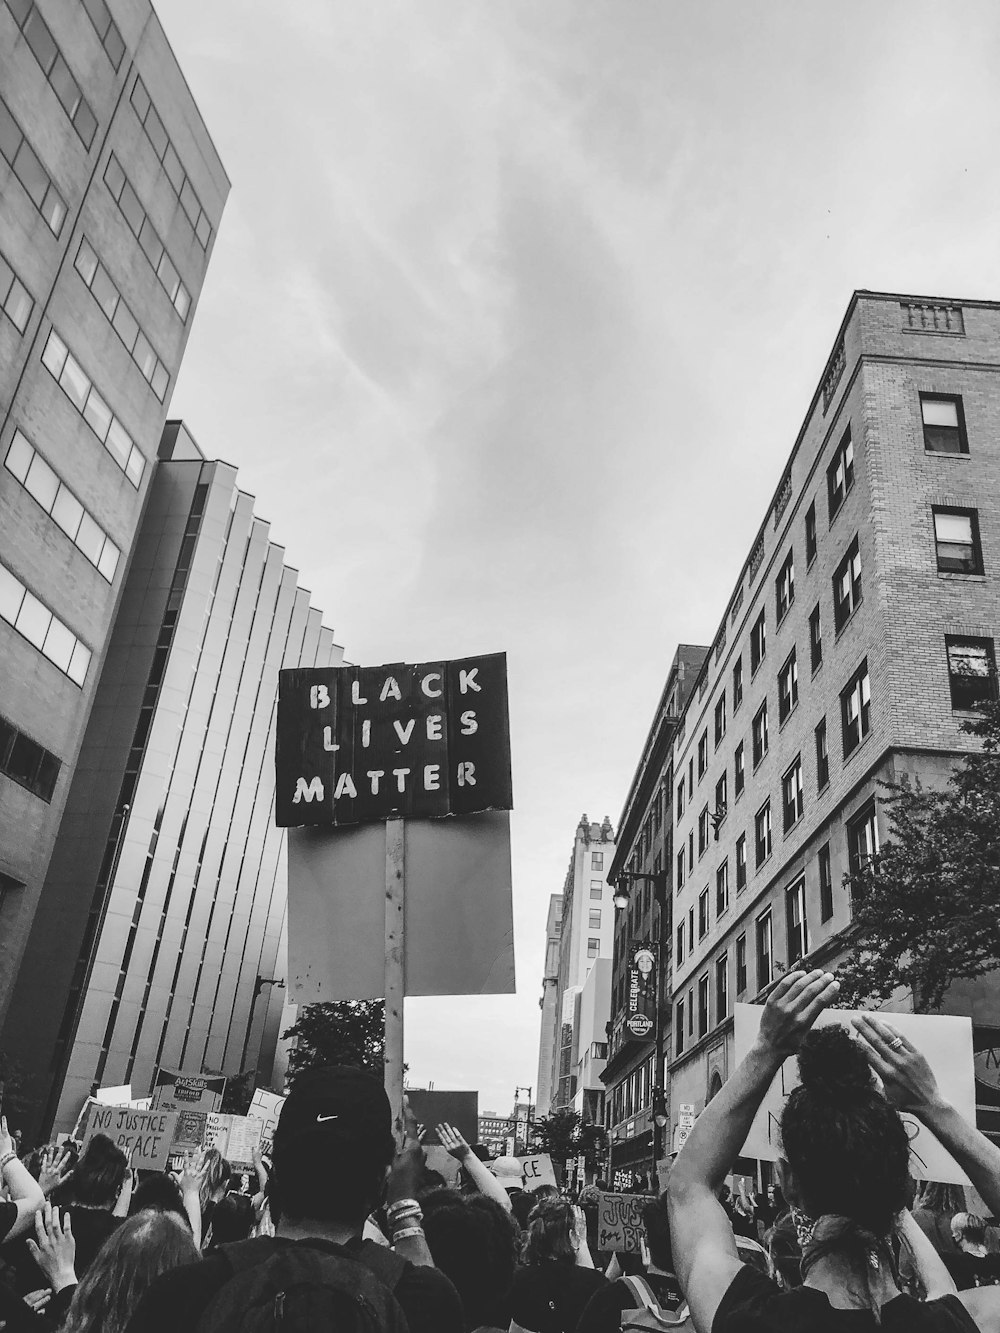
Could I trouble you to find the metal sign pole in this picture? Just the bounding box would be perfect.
[384,818,405,1139]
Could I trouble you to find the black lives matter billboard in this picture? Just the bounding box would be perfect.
[275,653,513,827]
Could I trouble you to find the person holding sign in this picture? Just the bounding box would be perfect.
[667,970,980,1332]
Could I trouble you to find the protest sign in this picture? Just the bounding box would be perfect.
[95,1084,132,1105]
[406,1090,479,1146]
[733,1004,976,1184]
[287,812,514,1001]
[520,1153,557,1190]
[247,1088,285,1155]
[82,1105,177,1171]
[275,655,513,827]
[71,1097,100,1143]
[150,1070,226,1113]
[597,1193,651,1252]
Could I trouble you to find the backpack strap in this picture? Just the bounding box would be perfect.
[215,1237,282,1275]
[620,1276,660,1311]
[357,1239,408,1293]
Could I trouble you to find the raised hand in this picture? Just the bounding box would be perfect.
[852,1014,943,1114]
[26,1203,77,1292]
[387,1095,425,1205]
[436,1123,471,1161]
[172,1149,207,1195]
[756,968,840,1058]
[0,1114,15,1158]
[38,1144,74,1197]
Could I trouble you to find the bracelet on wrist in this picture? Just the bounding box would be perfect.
[392,1226,425,1242]
[386,1197,420,1217]
[0,1152,16,1173]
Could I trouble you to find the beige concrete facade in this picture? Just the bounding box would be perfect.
[0,0,228,1033]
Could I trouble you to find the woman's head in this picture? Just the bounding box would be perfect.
[128,1172,187,1223]
[63,1210,198,1333]
[206,1194,256,1247]
[62,1134,128,1209]
[423,1192,519,1330]
[952,1212,988,1250]
[779,1024,910,1241]
[199,1148,232,1212]
[521,1197,581,1267]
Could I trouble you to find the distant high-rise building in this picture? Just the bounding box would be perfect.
[535,893,562,1115]
[3,423,343,1135]
[537,814,615,1120]
[0,0,228,1037]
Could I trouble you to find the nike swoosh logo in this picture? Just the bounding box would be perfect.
[316,1113,339,1123]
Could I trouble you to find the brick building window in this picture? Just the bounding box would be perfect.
[698,807,709,856]
[819,842,833,922]
[716,859,729,916]
[756,908,773,989]
[847,802,879,876]
[921,393,967,454]
[752,700,769,768]
[934,509,982,574]
[698,887,709,939]
[810,604,822,672]
[698,974,709,1037]
[715,695,726,747]
[827,427,855,520]
[805,500,818,565]
[755,801,772,868]
[676,922,685,965]
[733,656,744,710]
[833,537,862,630]
[688,830,694,872]
[778,650,799,722]
[946,637,997,710]
[716,954,729,1020]
[688,908,694,953]
[750,610,766,674]
[698,730,709,778]
[785,878,808,963]
[676,848,685,891]
[776,550,795,622]
[815,717,829,790]
[736,933,748,994]
[736,833,747,891]
[734,741,745,799]
[675,999,685,1055]
[841,660,871,757]
[676,778,685,819]
[782,756,804,831]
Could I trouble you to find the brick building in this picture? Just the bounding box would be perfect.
[601,646,706,1189]
[0,0,227,1029]
[667,290,1000,1155]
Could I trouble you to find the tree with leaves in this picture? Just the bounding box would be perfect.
[838,702,1000,1011]
[281,1000,386,1089]
[533,1108,608,1176]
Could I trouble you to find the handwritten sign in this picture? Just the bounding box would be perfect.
[597,1192,651,1252]
[275,655,513,826]
[733,1003,976,1185]
[519,1153,557,1190]
[82,1105,177,1171]
[247,1089,285,1155]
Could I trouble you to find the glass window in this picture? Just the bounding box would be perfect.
[752,700,769,767]
[756,909,773,989]
[841,660,871,756]
[776,550,795,621]
[698,887,709,938]
[588,909,601,930]
[163,143,184,192]
[590,880,603,900]
[0,565,26,623]
[733,655,744,710]
[819,843,833,922]
[809,604,822,672]
[67,640,91,685]
[51,486,84,540]
[782,756,804,832]
[946,637,997,710]
[805,501,817,564]
[587,938,600,958]
[676,779,685,819]
[119,182,144,235]
[591,852,603,871]
[676,922,684,965]
[698,975,709,1036]
[785,878,808,963]
[40,184,65,236]
[750,610,766,673]
[74,238,99,287]
[698,807,709,855]
[41,617,75,672]
[815,717,829,790]
[4,431,32,483]
[847,802,879,876]
[778,650,799,722]
[83,390,112,443]
[714,695,726,747]
[75,512,105,564]
[42,330,67,378]
[97,539,120,582]
[833,537,862,630]
[921,394,967,454]
[59,354,90,412]
[754,801,772,868]
[50,58,80,115]
[716,860,729,916]
[105,154,126,199]
[112,300,139,351]
[24,452,59,510]
[16,588,51,648]
[24,10,57,73]
[105,418,131,466]
[125,446,144,487]
[174,284,191,321]
[827,427,855,519]
[698,730,708,778]
[934,508,982,574]
[133,331,157,379]
[734,741,745,799]
[675,1000,685,1055]
[90,265,119,321]
[736,833,747,891]
[736,934,747,994]
[714,772,727,825]
[716,955,728,1019]
[7,732,41,787]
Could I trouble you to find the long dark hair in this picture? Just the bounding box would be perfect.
[57,1134,128,1209]
[780,1025,910,1290]
[62,1210,198,1333]
[522,1197,578,1267]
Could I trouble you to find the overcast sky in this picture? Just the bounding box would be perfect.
[159,0,1000,1114]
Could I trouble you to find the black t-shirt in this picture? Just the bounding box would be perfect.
[123,1234,463,1333]
[714,1263,980,1333]
[0,1201,17,1246]
[946,1251,1000,1290]
[577,1272,684,1333]
[61,1207,123,1276]
[510,1262,609,1333]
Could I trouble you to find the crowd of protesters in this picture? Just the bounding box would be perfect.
[2,971,1000,1329]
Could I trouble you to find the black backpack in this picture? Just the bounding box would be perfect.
[196,1236,411,1333]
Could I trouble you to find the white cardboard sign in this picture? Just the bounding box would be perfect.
[519,1153,557,1190]
[733,1004,976,1185]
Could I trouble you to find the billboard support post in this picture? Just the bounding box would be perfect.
[384,817,406,1138]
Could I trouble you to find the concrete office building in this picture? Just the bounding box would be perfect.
[537,814,616,1118]
[3,423,343,1134]
[535,893,562,1115]
[668,291,1000,1154]
[0,0,228,1029]
[602,646,706,1189]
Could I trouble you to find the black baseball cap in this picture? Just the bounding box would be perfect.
[273,1066,394,1156]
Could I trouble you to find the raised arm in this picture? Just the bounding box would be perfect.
[386,1098,434,1268]
[668,969,840,1333]
[853,1015,1000,1221]
[896,1208,958,1301]
[0,1117,45,1242]
[436,1123,512,1214]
